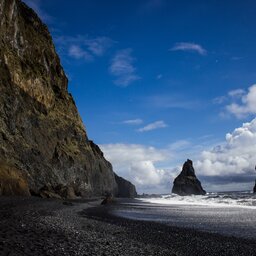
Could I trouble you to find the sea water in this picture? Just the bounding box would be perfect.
[112,191,256,239]
[141,191,256,208]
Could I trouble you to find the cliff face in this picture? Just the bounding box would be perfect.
[172,159,206,196]
[114,174,137,198]
[0,0,136,197]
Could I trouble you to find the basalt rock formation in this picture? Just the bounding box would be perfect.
[114,174,137,198]
[0,0,136,198]
[253,181,256,193]
[172,159,206,196]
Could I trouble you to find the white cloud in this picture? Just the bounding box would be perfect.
[156,74,163,79]
[213,96,227,105]
[100,143,170,193]
[109,49,140,86]
[138,120,167,132]
[196,118,256,178]
[130,161,166,185]
[168,140,191,151]
[228,89,246,98]
[54,35,113,61]
[102,120,256,194]
[101,143,167,164]
[226,85,256,118]
[84,37,113,56]
[68,45,93,61]
[100,140,207,194]
[123,119,143,125]
[170,42,207,55]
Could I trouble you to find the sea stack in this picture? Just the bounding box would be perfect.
[254,165,256,193]
[172,159,206,196]
[0,0,136,198]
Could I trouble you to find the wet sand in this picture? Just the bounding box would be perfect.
[1,197,256,256]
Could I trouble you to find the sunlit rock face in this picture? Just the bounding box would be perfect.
[0,0,136,198]
[172,159,206,196]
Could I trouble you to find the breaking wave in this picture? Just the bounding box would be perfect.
[139,191,256,208]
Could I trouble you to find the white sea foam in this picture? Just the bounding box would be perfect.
[138,191,256,209]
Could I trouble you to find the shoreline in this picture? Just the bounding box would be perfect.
[1,197,256,256]
[106,197,256,240]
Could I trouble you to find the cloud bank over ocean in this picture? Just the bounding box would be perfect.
[102,118,256,193]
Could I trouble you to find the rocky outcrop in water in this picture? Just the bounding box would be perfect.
[172,159,206,196]
[254,166,256,193]
[0,0,136,198]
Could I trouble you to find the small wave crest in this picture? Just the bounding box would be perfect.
[139,191,256,208]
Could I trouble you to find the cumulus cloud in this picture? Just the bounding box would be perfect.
[100,144,170,193]
[170,42,207,55]
[102,120,256,193]
[123,119,143,125]
[225,85,256,118]
[138,120,168,132]
[100,140,209,193]
[100,119,256,193]
[196,118,256,181]
[109,49,140,86]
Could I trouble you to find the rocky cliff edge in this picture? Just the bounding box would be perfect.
[0,0,137,198]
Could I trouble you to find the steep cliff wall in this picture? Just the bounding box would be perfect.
[114,174,137,198]
[0,0,136,197]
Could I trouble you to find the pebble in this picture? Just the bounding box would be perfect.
[0,197,256,256]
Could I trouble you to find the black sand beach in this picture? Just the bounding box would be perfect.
[1,197,256,256]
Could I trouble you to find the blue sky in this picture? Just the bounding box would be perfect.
[24,0,256,193]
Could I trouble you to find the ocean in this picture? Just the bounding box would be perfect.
[112,191,256,239]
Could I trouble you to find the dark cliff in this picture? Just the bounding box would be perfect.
[114,174,137,198]
[172,159,206,196]
[0,0,136,198]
